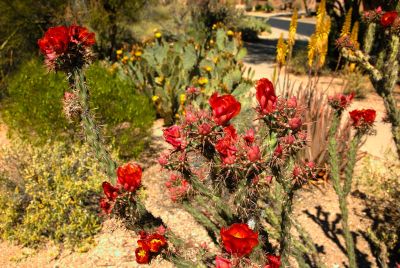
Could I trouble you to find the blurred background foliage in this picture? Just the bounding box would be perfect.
[1,59,155,159]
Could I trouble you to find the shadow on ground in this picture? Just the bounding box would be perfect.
[303,205,382,268]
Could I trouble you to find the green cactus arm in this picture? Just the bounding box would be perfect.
[340,48,382,82]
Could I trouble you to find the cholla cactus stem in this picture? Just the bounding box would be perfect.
[328,112,358,268]
[73,70,117,183]
[279,180,294,267]
[363,23,376,55]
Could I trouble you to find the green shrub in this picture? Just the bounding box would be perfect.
[0,140,105,248]
[85,62,155,158]
[1,59,155,159]
[342,69,371,99]
[236,16,271,41]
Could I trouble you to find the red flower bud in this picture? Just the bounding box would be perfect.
[209,93,241,125]
[274,144,283,157]
[287,96,297,109]
[288,117,302,130]
[117,163,142,192]
[99,198,112,214]
[244,128,255,144]
[256,78,277,115]
[101,181,119,201]
[215,256,232,268]
[158,152,169,166]
[247,145,261,162]
[381,11,398,27]
[220,223,259,257]
[163,125,183,149]
[264,254,281,268]
[185,111,197,124]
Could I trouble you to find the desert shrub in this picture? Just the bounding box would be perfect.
[342,69,371,99]
[236,16,271,41]
[1,59,72,141]
[1,59,155,158]
[0,140,106,248]
[85,62,155,158]
[355,155,400,264]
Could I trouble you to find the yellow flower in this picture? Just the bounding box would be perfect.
[227,30,234,37]
[123,56,129,61]
[198,77,209,85]
[179,94,186,104]
[134,50,142,57]
[116,49,123,55]
[204,66,212,72]
[341,8,353,37]
[288,8,298,47]
[175,113,180,119]
[210,39,215,45]
[154,32,162,39]
[155,76,164,85]
[152,95,160,102]
[276,33,288,67]
[213,56,219,64]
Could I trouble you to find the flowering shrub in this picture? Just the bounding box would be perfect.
[0,141,103,248]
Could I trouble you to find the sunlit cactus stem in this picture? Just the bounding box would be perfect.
[328,112,359,268]
[340,21,400,158]
[73,69,117,183]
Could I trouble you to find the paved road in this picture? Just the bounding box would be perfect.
[267,17,315,37]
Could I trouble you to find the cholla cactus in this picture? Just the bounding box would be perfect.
[154,77,317,266]
[328,94,377,268]
[337,7,400,157]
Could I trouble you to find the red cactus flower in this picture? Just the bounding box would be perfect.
[328,92,354,110]
[163,125,183,149]
[117,163,142,192]
[209,93,241,125]
[216,135,237,164]
[247,145,261,162]
[102,181,119,201]
[223,125,237,140]
[349,109,376,128]
[138,233,167,253]
[381,11,398,27]
[215,256,232,268]
[220,223,259,257]
[99,198,112,214]
[135,246,150,264]
[68,25,96,46]
[244,128,255,144]
[264,254,281,268]
[38,26,70,59]
[256,78,277,115]
[288,117,302,130]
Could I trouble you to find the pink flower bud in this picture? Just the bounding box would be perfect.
[287,96,297,109]
[293,166,302,177]
[158,153,169,166]
[185,111,197,124]
[306,161,315,169]
[198,123,212,135]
